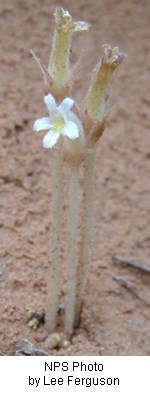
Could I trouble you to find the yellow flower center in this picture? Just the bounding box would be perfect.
[52,121,65,132]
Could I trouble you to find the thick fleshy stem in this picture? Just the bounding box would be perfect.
[65,164,80,334]
[46,151,63,332]
[75,149,95,326]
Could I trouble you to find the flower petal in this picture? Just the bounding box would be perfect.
[33,117,51,132]
[59,97,74,120]
[61,121,79,139]
[43,130,60,148]
[44,94,57,115]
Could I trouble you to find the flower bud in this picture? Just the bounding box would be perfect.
[48,6,89,87]
[83,44,126,122]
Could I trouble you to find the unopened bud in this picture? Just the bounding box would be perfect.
[48,7,89,87]
[83,44,126,121]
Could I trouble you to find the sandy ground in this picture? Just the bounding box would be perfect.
[0,0,150,355]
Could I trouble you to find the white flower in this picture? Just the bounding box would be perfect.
[33,94,80,148]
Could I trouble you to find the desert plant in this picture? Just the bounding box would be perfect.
[33,6,125,336]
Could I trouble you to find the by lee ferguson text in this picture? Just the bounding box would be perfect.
[28,361,120,389]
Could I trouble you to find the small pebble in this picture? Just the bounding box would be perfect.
[27,306,36,320]
[28,318,39,330]
[45,333,62,349]
[34,308,45,324]
[59,339,70,349]
[57,303,65,315]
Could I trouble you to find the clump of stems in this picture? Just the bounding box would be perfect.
[33,6,126,336]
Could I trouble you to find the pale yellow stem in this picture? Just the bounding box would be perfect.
[65,164,80,334]
[46,151,63,332]
[75,149,95,325]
